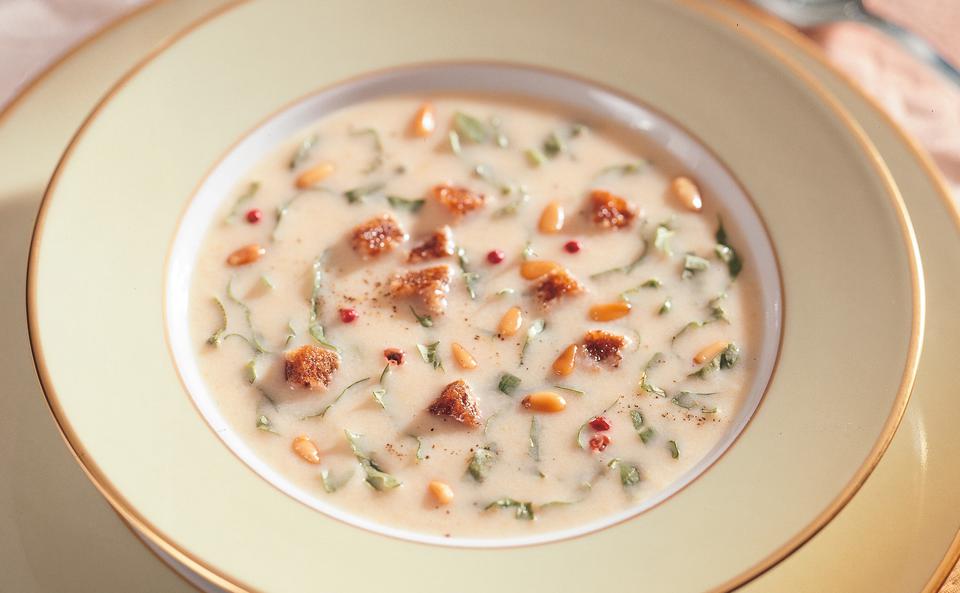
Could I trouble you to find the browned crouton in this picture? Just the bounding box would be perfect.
[432,183,485,217]
[284,344,340,388]
[534,268,584,306]
[582,330,627,367]
[387,265,452,315]
[428,379,481,427]
[350,213,407,258]
[408,225,454,262]
[590,189,637,229]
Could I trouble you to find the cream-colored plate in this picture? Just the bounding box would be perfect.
[0,1,232,592]
[21,1,925,592]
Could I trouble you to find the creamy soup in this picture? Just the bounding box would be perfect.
[188,94,761,540]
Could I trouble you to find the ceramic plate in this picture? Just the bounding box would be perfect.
[26,1,922,592]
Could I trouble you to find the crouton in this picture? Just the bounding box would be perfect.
[589,189,637,229]
[432,183,485,217]
[428,379,481,427]
[408,225,454,263]
[534,268,584,306]
[350,213,407,258]
[582,330,627,367]
[284,344,340,388]
[387,265,452,315]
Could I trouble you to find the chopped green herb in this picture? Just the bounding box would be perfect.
[639,373,666,397]
[608,459,642,488]
[520,319,546,366]
[416,341,444,370]
[303,377,370,419]
[492,193,530,217]
[448,130,462,155]
[344,181,385,204]
[671,320,706,344]
[498,372,521,395]
[409,435,426,462]
[319,468,354,493]
[542,131,565,157]
[644,351,667,371]
[596,161,647,177]
[306,253,338,351]
[524,148,546,167]
[589,235,649,279]
[485,498,534,520]
[716,217,743,278]
[682,254,711,279]
[671,391,699,409]
[284,321,297,346]
[289,134,319,170]
[577,398,621,449]
[350,127,383,174]
[344,430,402,491]
[489,115,509,148]
[207,297,228,346]
[552,385,585,396]
[244,359,258,384]
[529,417,541,463]
[472,163,514,195]
[453,111,489,143]
[653,224,675,255]
[689,343,740,378]
[658,297,672,316]
[409,305,433,328]
[226,277,270,354]
[667,440,680,459]
[495,288,516,297]
[255,414,279,435]
[372,388,387,409]
[455,247,479,300]
[467,445,497,482]
[259,275,275,291]
[256,387,278,410]
[225,181,260,223]
[386,196,425,213]
[630,410,655,444]
[521,240,536,261]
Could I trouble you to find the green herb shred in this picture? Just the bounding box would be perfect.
[409,435,426,462]
[344,181,385,204]
[344,430,402,491]
[416,341,444,371]
[682,253,711,279]
[303,377,370,419]
[207,296,228,346]
[244,359,258,384]
[715,216,743,278]
[708,293,730,323]
[631,410,655,444]
[455,247,479,300]
[524,148,546,167]
[689,342,740,378]
[529,416,541,462]
[386,195,426,213]
[289,134,319,170]
[372,388,387,409]
[498,372,522,395]
[467,445,497,482]
[284,321,297,346]
[226,277,270,354]
[595,161,647,177]
[492,193,530,217]
[658,297,672,316]
[542,131,566,158]
[653,224,675,255]
[307,254,338,351]
[319,468,354,493]
[520,319,546,366]
[671,320,706,344]
[552,385,585,396]
[225,181,260,223]
[589,234,649,279]
[453,111,489,143]
[667,440,680,459]
[448,130,462,155]
[608,459,642,488]
[485,498,535,520]
[255,414,279,435]
[350,127,383,174]
[409,305,434,328]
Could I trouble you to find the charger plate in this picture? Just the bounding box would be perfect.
[23,0,924,592]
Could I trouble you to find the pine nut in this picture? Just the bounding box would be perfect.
[671,176,703,212]
[521,391,567,413]
[295,161,335,189]
[451,342,478,370]
[497,306,523,338]
[411,103,436,137]
[291,435,321,464]
[538,201,565,234]
[427,480,454,505]
[520,259,561,280]
[552,344,579,376]
[589,301,632,322]
[226,243,265,266]
[694,340,730,364]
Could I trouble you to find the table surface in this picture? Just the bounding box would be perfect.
[0,1,957,591]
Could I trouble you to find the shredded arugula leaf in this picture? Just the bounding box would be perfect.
[453,111,489,143]
[671,391,699,409]
[473,163,515,195]
[289,134,319,170]
[255,414,279,435]
[319,468,354,493]
[498,372,521,395]
[409,435,426,462]
[589,234,649,279]
[344,181,385,204]
[350,127,383,174]
[577,398,621,449]
[495,288,516,297]
[595,161,647,177]
[644,351,667,371]
[689,343,740,378]
[682,254,711,279]
[448,130,462,155]
[708,293,730,323]
[630,410,655,444]
[543,131,565,157]
[225,181,260,223]
[409,305,433,328]
[653,224,675,255]
[467,445,497,482]
[372,388,387,409]
[302,377,370,419]
[256,387,278,411]
[658,297,672,316]
[207,296,228,346]
[529,416,541,463]
[244,359,258,384]
[455,247,479,300]
[306,253,338,351]
[608,459,642,487]
[524,148,546,167]
[492,193,530,217]
[716,216,743,278]
[416,341,444,370]
[344,430,402,491]
[667,440,680,459]
[386,195,425,213]
[284,321,297,346]
[520,319,547,366]
[485,498,534,520]
[226,277,270,354]
[553,385,585,396]
[639,374,666,397]
[671,320,706,344]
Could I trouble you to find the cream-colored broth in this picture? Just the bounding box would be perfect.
[189,95,761,539]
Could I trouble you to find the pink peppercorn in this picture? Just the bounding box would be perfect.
[245,208,263,224]
[589,434,611,452]
[589,416,611,431]
[339,308,358,323]
[486,249,505,264]
[564,240,581,254]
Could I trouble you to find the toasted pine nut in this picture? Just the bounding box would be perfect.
[552,344,579,376]
[694,340,730,364]
[521,391,567,413]
[292,435,321,464]
[226,243,265,266]
[451,342,478,370]
[427,480,454,505]
[520,259,561,280]
[671,176,703,212]
[497,306,523,338]
[295,161,335,189]
[589,301,632,322]
[411,103,436,138]
[538,201,565,234]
